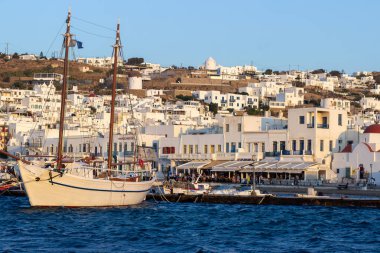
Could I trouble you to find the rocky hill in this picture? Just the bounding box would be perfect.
[0,59,109,90]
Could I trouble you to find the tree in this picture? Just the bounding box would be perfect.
[126,57,144,65]
[329,70,341,78]
[11,81,27,89]
[246,107,261,116]
[12,53,19,59]
[39,51,45,59]
[23,69,33,77]
[264,69,273,75]
[89,106,97,114]
[311,69,325,74]
[209,102,218,115]
[176,95,193,101]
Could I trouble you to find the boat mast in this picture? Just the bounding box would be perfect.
[57,10,71,171]
[107,22,121,173]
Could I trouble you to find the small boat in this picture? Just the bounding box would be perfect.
[163,175,211,195]
[210,185,274,197]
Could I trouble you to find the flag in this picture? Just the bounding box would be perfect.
[138,159,144,168]
[77,41,83,49]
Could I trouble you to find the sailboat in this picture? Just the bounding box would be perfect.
[17,10,155,207]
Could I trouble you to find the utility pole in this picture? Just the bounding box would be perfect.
[5,42,9,55]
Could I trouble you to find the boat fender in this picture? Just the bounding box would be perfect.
[49,171,53,185]
[35,177,40,181]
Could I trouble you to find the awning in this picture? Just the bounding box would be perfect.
[201,160,227,170]
[240,161,318,173]
[177,161,210,170]
[211,161,254,172]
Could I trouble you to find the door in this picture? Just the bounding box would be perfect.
[345,167,351,178]
[322,117,328,127]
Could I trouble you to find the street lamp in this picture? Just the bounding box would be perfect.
[370,163,373,185]
[252,154,256,190]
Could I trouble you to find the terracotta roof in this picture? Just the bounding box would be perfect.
[364,124,380,134]
[362,143,375,152]
[341,143,352,153]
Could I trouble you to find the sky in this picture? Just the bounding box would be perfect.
[1,0,379,73]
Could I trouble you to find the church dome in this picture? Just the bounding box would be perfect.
[204,57,217,70]
[364,124,380,134]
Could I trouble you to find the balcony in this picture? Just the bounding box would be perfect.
[166,153,213,160]
[280,150,313,156]
[264,151,281,157]
[317,124,329,129]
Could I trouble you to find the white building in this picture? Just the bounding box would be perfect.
[360,97,380,111]
[77,57,123,68]
[270,87,304,109]
[201,91,259,110]
[288,107,350,180]
[332,124,380,183]
[321,98,351,112]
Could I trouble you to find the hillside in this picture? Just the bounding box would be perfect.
[0,59,109,90]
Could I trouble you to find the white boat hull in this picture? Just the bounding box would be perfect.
[18,161,155,207]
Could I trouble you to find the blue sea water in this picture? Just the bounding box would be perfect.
[0,196,379,253]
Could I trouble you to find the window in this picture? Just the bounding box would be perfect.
[231,142,236,153]
[337,168,340,174]
[226,143,230,153]
[280,141,285,151]
[218,144,222,152]
[273,141,278,152]
[338,114,342,126]
[262,143,265,153]
[195,145,199,154]
[320,140,324,152]
[299,116,305,124]
[183,145,187,154]
[210,145,215,153]
[300,140,304,151]
[329,140,333,152]
[238,142,242,148]
[307,140,312,151]
[226,124,230,132]
[238,123,242,132]
[292,140,297,151]
[189,145,193,154]
[204,145,208,154]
